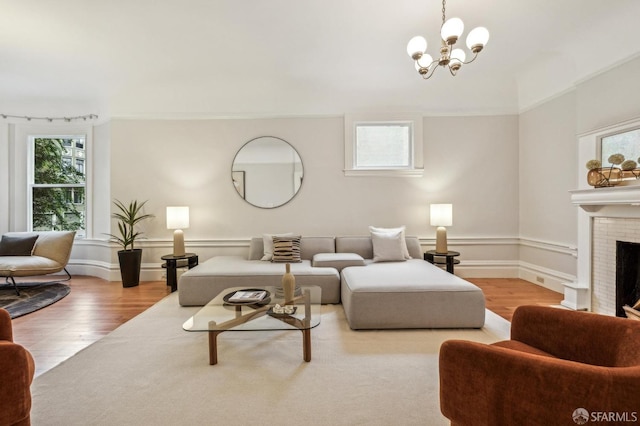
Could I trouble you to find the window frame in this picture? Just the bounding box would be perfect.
[344,113,424,177]
[27,134,89,237]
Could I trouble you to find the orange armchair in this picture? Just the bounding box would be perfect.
[0,308,35,426]
[439,305,640,426]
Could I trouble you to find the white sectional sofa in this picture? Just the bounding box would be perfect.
[178,235,486,329]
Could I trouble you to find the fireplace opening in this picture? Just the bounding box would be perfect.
[615,241,640,317]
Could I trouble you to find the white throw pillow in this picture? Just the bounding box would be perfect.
[369,225,411,259]
[261,233,294,261]
[370,229,407,262]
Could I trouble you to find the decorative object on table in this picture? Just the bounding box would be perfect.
[268,304,297,317]
[228,289,268,303]
[585,154,640,187]
[222,289,270,306]
[430,204,453,254]
[406,0,489,80]
[166,206,189,256]
[282,263,296,304]
[106,199,154,288]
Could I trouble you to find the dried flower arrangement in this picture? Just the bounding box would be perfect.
[585,153,640,187]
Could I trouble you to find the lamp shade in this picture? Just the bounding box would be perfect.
[430,204,453,227]
[440,17,464,42]
[466,26,490,50]
[166,206,189,229]
[406,36,427,58]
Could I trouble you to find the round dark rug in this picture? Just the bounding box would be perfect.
[0,282,71,319]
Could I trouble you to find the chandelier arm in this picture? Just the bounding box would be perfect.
[420,65,440,80]
[447,65,457,77]
[461,51,480,65]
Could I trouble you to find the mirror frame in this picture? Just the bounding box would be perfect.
[231,136,304,209]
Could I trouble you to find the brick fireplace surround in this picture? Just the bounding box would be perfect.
[569,185,640,314]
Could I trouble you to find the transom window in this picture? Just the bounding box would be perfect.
[344,113,424,177]
[29,136,86,236]
[355,123,412,169]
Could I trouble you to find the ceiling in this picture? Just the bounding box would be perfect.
[1,0,639,120]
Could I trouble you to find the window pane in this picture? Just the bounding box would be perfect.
[355,124,411,168]
[601,128,640,167]
[32,187,85,234]
[34,138,85,184]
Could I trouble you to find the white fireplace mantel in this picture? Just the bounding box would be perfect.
[570,185,640,212]
[568,184,640,312]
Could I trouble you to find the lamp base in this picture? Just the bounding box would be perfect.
[435,226,448,254]
[173,229,185,256]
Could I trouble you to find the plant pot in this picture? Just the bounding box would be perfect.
[118,249,142,288]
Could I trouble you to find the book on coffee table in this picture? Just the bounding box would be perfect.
[229,290,268,303]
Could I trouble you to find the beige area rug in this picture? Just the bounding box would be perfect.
[31,293,510,425]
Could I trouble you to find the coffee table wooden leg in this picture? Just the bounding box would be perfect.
[302,328,311,362]
[209,330,223,365]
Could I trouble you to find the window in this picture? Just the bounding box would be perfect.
[355,123,412,168]
[344,113,423,177]
[600,127,640,166]
[29,136,86,237]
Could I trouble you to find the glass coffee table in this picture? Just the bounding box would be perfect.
[183,285,322,365]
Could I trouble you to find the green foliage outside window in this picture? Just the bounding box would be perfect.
[33,138,86,232]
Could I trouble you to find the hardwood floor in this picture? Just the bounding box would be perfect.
[10,276,170,377]
[467,278,564,321]
[8,275,562,377]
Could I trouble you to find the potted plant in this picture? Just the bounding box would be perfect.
[107,199,154,287]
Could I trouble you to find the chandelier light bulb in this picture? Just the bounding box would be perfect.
[450,48,466,63]
[406,36,428,59]
[466,27,490,52]
[417,53,434,69]
[440,17,464,44]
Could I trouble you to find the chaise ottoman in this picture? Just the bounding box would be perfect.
[341,259,486,329]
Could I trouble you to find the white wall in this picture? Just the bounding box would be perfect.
[518,92,578,290]
[98,115,519,279]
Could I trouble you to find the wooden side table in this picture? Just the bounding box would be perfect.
[424,250,460,274]
[161,253,198,292]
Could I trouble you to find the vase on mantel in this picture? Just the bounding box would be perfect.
[282,263,296,304]
[587,167,622,188]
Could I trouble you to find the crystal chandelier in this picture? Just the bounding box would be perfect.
[406,0,489,79]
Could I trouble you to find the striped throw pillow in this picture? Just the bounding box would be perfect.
[271,235,302,263]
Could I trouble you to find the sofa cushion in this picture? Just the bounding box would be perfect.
[0,235,38,256]
[369,225,411,259]
[312,253,365,272]
[4,231,76,266]
[0,256,63,276]
[370,229,407,262]
[249,236,336,261]
[260,233,294,261]
[271,236,302,263]
[336,236,422,260]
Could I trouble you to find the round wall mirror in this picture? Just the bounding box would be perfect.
[231,136,304,208]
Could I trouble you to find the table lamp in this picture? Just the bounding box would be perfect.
[430,204,452,254]
[167,206,189,256]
